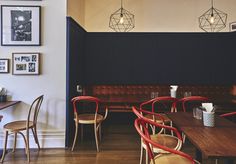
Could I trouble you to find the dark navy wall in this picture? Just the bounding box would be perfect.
[85,32,236,85]
[66,17,86,147]
[66,16,236,146]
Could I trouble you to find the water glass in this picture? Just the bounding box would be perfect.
[193,107,197,118]
[184,91,192,97]
[151,92,155,99]
[151,92,158,99]
[196,108,202,120]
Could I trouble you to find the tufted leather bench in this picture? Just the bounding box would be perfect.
[84,85,236,113]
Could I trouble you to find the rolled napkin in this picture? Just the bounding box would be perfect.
[202,103,214,112]
[170,85,178,91]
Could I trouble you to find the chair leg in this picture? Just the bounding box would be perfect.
[18,132,28,154]
[80,124,83,142]
[1,131,9,163]
[71,122,79,151]
[26,130,30,162]
[94,124,99,152]
[12,132,17,153]
[99,124,102,141]
[139,142,143,164]
[32,127,40,150]
[145,149,148,164]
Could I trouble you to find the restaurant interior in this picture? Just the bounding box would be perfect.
[0,0,236,163]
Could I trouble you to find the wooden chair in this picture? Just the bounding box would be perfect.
[71,96,108,152]
[178,96,209,112]
[132,106,182,164]
[1,95,43,163]
[134,117,199,164]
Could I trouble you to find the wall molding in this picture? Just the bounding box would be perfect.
[0,130,65,148]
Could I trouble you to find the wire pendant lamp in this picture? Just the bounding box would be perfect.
[199,0,227,32]
[109,0,135,32]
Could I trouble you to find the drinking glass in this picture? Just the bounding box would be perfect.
[193,107,197,118]
[184,91,192,97]
[151,92,155,99]
[196,108,202,119]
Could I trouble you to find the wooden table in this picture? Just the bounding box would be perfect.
[0,101,21,122]
[167,112,236,163]
[0,101,21,110]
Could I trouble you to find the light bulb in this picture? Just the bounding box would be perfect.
[119,16,124,24]
[210,16,214,24]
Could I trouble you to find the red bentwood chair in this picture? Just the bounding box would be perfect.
[140,96,178,128]
[178,96,209,112]
[132,106,182,164]
[220,111,236,117]
[71,96,108,152]
[134,117,199,164]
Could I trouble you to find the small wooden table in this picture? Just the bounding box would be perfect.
[0,101,21,110]
[0,101,21,122]
[167,112,236,163]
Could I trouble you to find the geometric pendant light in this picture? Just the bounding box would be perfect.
[109,0,135,32]
[199,0,227,32]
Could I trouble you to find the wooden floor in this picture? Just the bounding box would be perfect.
[1,123,235,164]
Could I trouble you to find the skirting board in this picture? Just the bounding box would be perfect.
[0,130,65,148]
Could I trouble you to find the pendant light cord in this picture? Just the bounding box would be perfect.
[211,0,214,16]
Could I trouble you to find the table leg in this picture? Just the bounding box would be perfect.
[195,148,202,163]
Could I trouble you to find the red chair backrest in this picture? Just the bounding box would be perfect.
[132,106,165,123]
[178,96,209,112]
[140,96,178,113]
[134,117,195,164]
[71,96,100,114]
[220,111,236,117]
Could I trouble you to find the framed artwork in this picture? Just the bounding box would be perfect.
[1,5,41,46]
[12,53,40,75]
[0,59,9,73]
[229,22,236,32]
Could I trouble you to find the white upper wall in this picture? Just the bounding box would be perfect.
[0,0,66,148]
[82,0,236,32]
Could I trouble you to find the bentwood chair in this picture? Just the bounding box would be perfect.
[178,96,209,112]
[140,96,178,129]
[71,96,108,152]
[1,95,43,163]
[178,96,209,142]
[132,106,182,164]
[220,111,236,117]
[134,117,199,164]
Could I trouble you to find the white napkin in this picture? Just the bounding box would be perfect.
[202,103,214,112]
[170,85,178,91]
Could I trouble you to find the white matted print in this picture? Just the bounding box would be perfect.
[1,5,41,46]
[0,59,9,73]
[12,53,40,75]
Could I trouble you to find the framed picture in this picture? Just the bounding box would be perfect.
[0,59,9,73]
[12,53,40,75]
[1,5,41,46]
[229,22,236,32]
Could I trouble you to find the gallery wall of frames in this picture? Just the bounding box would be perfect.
[0,3,41,75]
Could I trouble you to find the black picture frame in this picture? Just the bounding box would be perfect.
[12,53,40,75]
[1,5,41,46]
[0,59,9,73]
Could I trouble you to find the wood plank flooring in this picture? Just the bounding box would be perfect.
[1,123,235,164]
